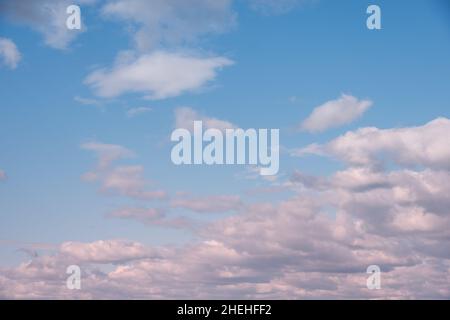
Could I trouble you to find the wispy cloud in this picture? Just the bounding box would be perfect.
[126,107,152,118]
[0,0,95,49]
[300,94,372,133]
[0,38,21,69]
[174,106,237,132]
[81,142,166,200]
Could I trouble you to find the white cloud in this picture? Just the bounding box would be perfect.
[0,0,95,49]
[0,38,21,69]
[296,117,450,170]
[2,159,450,298]
[101,0,235,51]
[174,106,236,132]
[300,94,373,133]
[60,240,152,264]
[85,51,233,100]
[126,107,152,118]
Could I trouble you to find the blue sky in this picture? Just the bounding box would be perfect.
[0,0,450,298]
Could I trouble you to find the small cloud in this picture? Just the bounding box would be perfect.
[126,107,152,118]
[108,207,191,229]
[249,0,305,15]
[289,96,299,103]
[300,94,373,133]
[74,96,102,107]
[0,37,21,69]
[174,106,236,132]
[0,169,6,180]
[81,141,135,169]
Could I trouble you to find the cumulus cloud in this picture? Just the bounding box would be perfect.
[2,108,449,299]
[174,106,236,132]
[295,117,450,170]
[0,0,94,49]
[85,51,233,100]
[2,159,450,298]
[0,38,21,69]
[300,94,373,133]
[59,240,152,264]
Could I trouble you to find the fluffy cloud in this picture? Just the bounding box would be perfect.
[59,240,153,264]
[174,106,236,132]
[2,160,450,298]
[2,177,449,299]
[0,0,94,49]
[85,51,233,100]
[101,0,235,51]
[295,117,450,170]
[0,38,21,69]
[300,94,373,133]
[0,169,6,180]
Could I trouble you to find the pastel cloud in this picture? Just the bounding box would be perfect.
[82,142,166,200]
[109,207,192,228]
[300,94,373,133]
[59,240,153,264]
[0,38,21,69]
[174,106,237,132]
[81,142,134,169]
[295,117,450,170]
